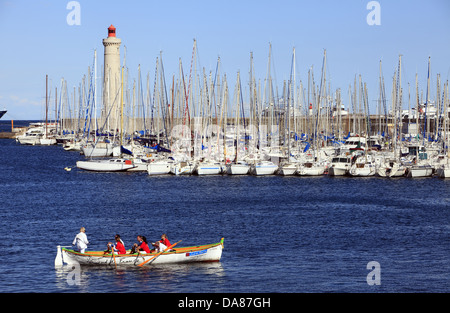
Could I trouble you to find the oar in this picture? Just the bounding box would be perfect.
[138,240,181,267]
[110,244,117,269]
[112,251,117,269]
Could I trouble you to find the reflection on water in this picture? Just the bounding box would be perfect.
[55,262,226,292]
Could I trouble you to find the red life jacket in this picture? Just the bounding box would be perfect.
[161,238,171,247]
[115,241,126,254]
[140,241,150,253]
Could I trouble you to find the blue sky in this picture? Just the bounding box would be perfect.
[0,0,449,120]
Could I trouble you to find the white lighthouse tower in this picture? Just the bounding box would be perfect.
[102,25,121,131]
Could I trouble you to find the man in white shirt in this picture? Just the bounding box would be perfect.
[72,227,89,253]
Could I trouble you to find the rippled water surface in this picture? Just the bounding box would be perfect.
[0,123,449,293]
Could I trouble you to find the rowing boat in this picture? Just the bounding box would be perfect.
[55,238,224,267]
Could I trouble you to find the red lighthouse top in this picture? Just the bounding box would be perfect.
[108,25,116,37]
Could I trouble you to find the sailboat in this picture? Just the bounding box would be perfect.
[436,80,449,178]
[227,160,250,175]
[17,76,57,145]
[377,56,407,178]
[77,67,136,172]
[328,155,352,176]
[407,163,434,178]
[226,72,250,175]
[348,152,376,177]
[250,160,278,175]
[279,161,297,176]
[376,155,406,178]
[406,58,434,178]
[76,157,135,172]
[297,158,326,176]
[377,157,407,177]
[40,75,57,145]
[147,158,173,175]
[171,160,195,175]
[296,149,326,176]
[195,159,223,175]
[279,48,299,176]
[63,138,82,151]
[436,157,450,178]
[16,124,45,145]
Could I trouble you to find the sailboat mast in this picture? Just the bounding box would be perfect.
[94,49,97,134]
[425,56,431,140]
[46,74,48,138]
[120,66,124,153]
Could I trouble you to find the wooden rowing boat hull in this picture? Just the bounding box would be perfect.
[56,238,224,267]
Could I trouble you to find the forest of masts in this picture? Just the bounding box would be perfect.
[49,42,449,151]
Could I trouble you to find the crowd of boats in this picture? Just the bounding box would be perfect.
[14,120,450,178]
[13,45,450,179]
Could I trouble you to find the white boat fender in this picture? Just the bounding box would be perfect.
[55,245,72,267]
[55,245,63,267]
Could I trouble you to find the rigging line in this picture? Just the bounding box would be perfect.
[83,67,95,141]
[150,58,159,135]
[138,67,147,136]
[184,40,196,125]
[158,53,170,147]
[211,57,221,120]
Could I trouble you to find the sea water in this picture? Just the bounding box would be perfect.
[0,121,449,293]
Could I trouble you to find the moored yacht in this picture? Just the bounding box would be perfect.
[328,156,352,176]
[16,127,44,145]
[76,158,136,172]
[348,154,376,177]
[226,160,250,175]
[195,160,223,175]
[297,161,326,176]
[250,160,278,176]
[147,159,173,175]
[377,159,407,177]
[406,164,433,178]
[436,163,450,178]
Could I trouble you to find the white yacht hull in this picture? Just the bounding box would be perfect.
[407,165,433,178]
[297,163,326,176]
[436,166,450,178]
[349,164,376,177]
[147,161,172,175]
[377,162,407,177]
[63,141,82,151]
[328,166,348,176]
[251,162,278,176]
[171,162,195,175]
[76,159,135,172]
[279,164,297,176]
[227,163,250,175]
[195,163,223,175]
[40,137,57,145]
[17,136,41,145]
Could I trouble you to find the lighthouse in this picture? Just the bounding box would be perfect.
[102,25,121,131]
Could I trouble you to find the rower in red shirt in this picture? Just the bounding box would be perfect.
[106,234,126,255]
[134,235,150,253]
[152,233,171,252]
[160,234,171,247]
[115,238,126,255]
